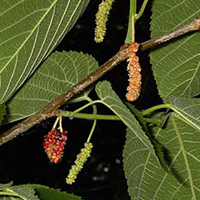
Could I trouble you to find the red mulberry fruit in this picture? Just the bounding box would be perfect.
[43,129,67,163]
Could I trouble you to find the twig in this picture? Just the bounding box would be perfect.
[140,16,200,51]
[1,16,200,146]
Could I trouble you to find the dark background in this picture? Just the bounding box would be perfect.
[0,0,160,200]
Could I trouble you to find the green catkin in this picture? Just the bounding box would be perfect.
[94,0,114,43]
[66,142,93,185]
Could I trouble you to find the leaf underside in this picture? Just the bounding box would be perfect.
[0,185,40,200]
[0,183,84,200]
[124,115,200,200]
[95,81,156,156]
[6,51,98,123]
[0,0,89,104]
[123,96,200,200]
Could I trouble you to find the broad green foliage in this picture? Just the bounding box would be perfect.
[0,0,90,104]
[123,128,161,200]
[0,104,6,125]
[7,51,98,123]
[95,81,155,155]
[0,183,84,200]
[150,0,200,102]
[124,112,200,200]
[124,97,200,199]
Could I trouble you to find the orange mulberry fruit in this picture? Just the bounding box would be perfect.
[126,43,141,102]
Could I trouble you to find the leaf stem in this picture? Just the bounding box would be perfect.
[84,97,97,142]
[135,0,149,21]
[68,100,102,116]
[61,110,120,121]
[142,104,171,116]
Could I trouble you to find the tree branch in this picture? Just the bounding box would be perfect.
[141,16,200,51]
[0,44,129,146]
[1,16,200,146]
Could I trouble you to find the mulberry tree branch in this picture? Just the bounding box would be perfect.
[0,45,129,146]
[1,16,200,146]
[140,16,200,51]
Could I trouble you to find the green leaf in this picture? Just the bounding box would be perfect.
[95,81,155,155]
[125,102,168,172]
[95,81,166,198]
[0,182,13,190]
[150,0,200,102]
[0,104,6,125]
[170,96,200,131]
[32,185,84,200]
[0,185,40,200]
[124,96,200,199]
[124,113,200,200]
[0,0,90,104]
[24,184,84,200]
[6,51,98,123]
[0,183,85,200]
[123,128,161,200]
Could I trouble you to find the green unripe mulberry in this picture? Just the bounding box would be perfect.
[94,0,114,43]
[66,142,93,184]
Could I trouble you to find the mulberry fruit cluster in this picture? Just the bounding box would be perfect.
[43,129,67,163]
[126,43,141,102]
